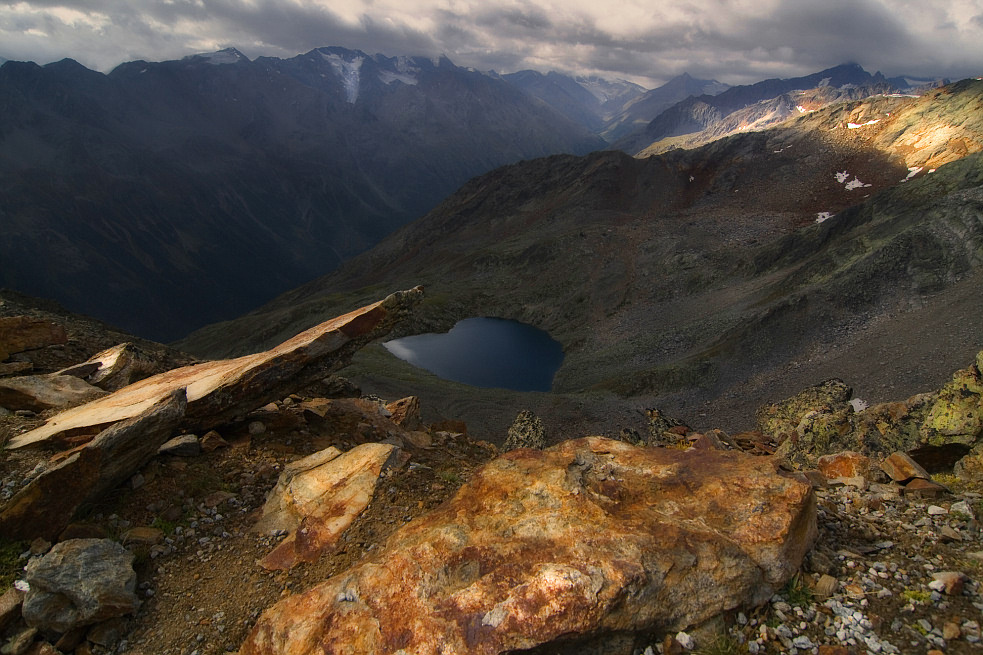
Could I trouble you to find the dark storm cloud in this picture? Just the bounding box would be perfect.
[1,1,980,86]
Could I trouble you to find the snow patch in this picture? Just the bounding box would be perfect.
[845,178,871,190]
[322,52,364,103]
[901,166,922,182]
[816,212,834,223]
[836,171,871,190]
[379,70,418,86]
[795,105,814,113]
[847,119,880,129]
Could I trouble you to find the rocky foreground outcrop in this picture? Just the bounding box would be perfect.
[0,287,423,541]
[759,351,983,475]
[240,437,816,655]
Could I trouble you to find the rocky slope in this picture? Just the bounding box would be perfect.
[178,79,983,443]
[0,47,604,342]
[1,294,982,655]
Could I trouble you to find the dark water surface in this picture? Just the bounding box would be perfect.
[382,317,564,392]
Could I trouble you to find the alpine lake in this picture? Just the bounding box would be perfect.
[382,317,564,392]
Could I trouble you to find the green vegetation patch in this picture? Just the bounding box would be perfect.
[0,539,26,593]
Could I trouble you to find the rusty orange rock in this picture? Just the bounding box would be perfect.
[239,437,816,655]
[254,443,400,570]
[880,451,930,482]
[817,451,872,480]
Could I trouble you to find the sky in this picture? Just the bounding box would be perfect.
[1,0,982,87]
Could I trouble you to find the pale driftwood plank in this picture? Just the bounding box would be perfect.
[5,287,422,450]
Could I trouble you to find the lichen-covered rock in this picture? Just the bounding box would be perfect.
[644,408,687,447]
[22,539,139,634]
[503,409,546,450]
[239,437,816,655]
[767,354,983,469]
[757,379,852,441]
[920,357,983,446]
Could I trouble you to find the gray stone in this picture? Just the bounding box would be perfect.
[158,434,201,457]
[22,539,140,633]
[0,374,106,412]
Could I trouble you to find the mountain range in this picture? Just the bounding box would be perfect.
[0,47,971,436]
[615,62,933,154]
[0,47,604,341]
[178,78,983,439]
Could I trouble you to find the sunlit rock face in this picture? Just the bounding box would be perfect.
[239,437,816,655]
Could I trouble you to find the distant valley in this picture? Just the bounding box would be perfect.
[1,47,976,440]
[179,79,983,439]
[0,50,934,343]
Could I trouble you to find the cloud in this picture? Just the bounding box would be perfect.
[1,0,981,85]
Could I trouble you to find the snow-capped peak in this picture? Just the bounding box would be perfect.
[187,48,248,65]
[321,52,364,103]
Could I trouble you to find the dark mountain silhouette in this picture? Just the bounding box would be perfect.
[0,47,604,342]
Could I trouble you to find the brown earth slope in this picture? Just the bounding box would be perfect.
[178,80,983,443]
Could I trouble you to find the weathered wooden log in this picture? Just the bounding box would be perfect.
[6,287,423,450]
[0,390,187,541]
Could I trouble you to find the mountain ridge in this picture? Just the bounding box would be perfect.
[0,47,604,342]
[614,62,926,154]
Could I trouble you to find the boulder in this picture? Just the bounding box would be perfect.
[0,362,33,377]
[299,397,413,445]
[254,442,400,570]
[0,588,24,632]
[200,430,229,452]
[645,408,687,446]
[767,353,983,466]
[54,342,168,391]
[385,396,423,431]
[0,317,67,362]
[240,437,816,655]
[22,539,139,634]
[757,379,852,440]
[7,287,423,450]
[880,452,931,483]
[0,391,186,541]
[0,375,107,412]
